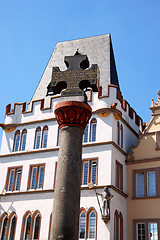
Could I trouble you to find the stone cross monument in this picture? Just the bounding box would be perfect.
[47,51,99,240]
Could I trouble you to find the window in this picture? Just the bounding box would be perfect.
[13,129,27,152]
[114,210,123,240]
[137,223,145,240]
[21,211,41,240]
[82,159,98,185]
[117,121,120,146]
[79,208,97,240]
[134,219,159,240]
[6,167,22,192]
[88,211,96,239]
[90,119,97,142]
[116,161,123,191]
[0,212,17,240]
[114,211,119,240]
[148,223,158,240]
[28,164,45,190]
[117,122,123,148]
[147,172,156,196]
[0,215,8,240]
[9,215,17,240]
[79,211,86,239]
[32,213,41,239]
[41,126,48,148]
[83,125,89,143]
[120,124,123,148]
[34,127,41,149]
[156,131,160,150]
[134,168,157,198]
[13,130,20,152]
[20,129,27,151]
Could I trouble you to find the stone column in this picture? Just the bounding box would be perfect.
[50,101,92,240]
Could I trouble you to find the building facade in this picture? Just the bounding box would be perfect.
[127,91,160,240]
[0,34,142,240]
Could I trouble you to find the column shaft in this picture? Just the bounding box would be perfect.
[50,126,83,240]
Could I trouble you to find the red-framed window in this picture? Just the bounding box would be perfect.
[0,212,17,240]
[82,159,98,186]
[114,210,123,240]
[116,160,123,191]
[27,164,45,190]
[5,166,22,192]
[79,208,97,240]
[20,210,41,240]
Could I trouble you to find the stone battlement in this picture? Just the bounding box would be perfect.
[4,85,142,127]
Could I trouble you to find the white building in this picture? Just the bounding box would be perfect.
[0,34,142,240]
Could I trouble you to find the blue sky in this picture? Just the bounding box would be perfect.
[0,0,160,146]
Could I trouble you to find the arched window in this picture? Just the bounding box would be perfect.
[34,127,41,149]
[119,213,123,240]
[114,210,123,240]
[0,212,17,240]
[0,214,8,240]
[117,121,120,146]
[120,125,123,149]
[83,125,89,143]
[24,214,31,240]
[13,130,20,152]
[20,129,27,151]
[114,210,119,240]
[88,211,96,239]
[32,212,41,240]
[8,213,17,240]
[42,126,48,148]
[9,216,17,240]
[79,208,97,240]
[21,211,41,240]
[90,119,97,142]
[79,211,86,239]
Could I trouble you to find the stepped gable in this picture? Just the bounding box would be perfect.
[31,34,119,101]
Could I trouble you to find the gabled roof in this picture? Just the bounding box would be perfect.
[31,34,119,101]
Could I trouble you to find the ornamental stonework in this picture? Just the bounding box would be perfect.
[54,101,92,130]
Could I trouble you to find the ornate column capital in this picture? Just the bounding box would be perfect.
[54,101,92,130]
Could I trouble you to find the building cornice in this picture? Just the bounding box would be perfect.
[0,185,127,198]
[0,141,127,158]
[126,157,160,165]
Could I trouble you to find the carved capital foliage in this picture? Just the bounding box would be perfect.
[54,101,92,130]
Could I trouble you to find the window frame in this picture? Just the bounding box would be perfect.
[83,124,89,143]
[116,160,123,191]
[27,164,45,190]
[41,125,48,148]
[34,127,41,149]
[114,210,123,240]
[20,129,27,151]
[5,166,23,192]
[133,167,159,198]
[79,207,97,240]
[133,219,160,240]
[156,131,160,150]
[120,124,123,149]
[90,118,97,142]
[0,212,17,240]
[81,158,98,186]
[13,130,21,152]
[20,210,41,240]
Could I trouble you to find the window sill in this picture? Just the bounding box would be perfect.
[132,195,159,200]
